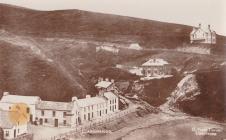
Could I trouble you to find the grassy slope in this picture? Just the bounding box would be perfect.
[0,3,191,49]
[0,41,86,101]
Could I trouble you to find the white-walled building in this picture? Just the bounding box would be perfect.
[0,92,41,123]
[76,95,107,124]
[0,79,119,128]
[0,110,28,140]
[35,100,77,127]
[190,24,216,44]
[128,43,143,50]
[141,58,172,77]
[96,45,119,54]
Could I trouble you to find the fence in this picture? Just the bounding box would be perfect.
[52,107,137,140]
[12,133,33,140]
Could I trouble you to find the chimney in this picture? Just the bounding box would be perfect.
[3,92,9,96]
[105,78,109,82]
[208,25,211,30]
[72,96,78,102]
[98,77,103,82]
[199,23,201,28]
[86,95,91,98]
[111,79,115,83]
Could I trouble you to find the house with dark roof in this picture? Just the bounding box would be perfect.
[190,24,216,44]
[0,110,28,140]
[35,100,78,127]
[141,58,172,78]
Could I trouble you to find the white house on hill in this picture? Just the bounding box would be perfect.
[96,45,119,54]
[0,110,28,140]
[128,43,143,50]
[190,24,216,44]
[141,58,172,77]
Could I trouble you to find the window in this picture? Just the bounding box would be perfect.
[110,100,111,104]
[27,107,30,113]
[18,129,19,133]
[9,106,11,110]
[106,109,107,114]
[63,120,66,125]
[92,112,94,118]
[45,118,48,123]
[5,131,9,137]
[63,112,67,118]
[41,110,45,116]
[110,106,111,111]
[52,111,56,117]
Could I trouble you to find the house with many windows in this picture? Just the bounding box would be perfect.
[141,58,172,78]
[0,79,119,128]
[35,100,77,127]
[190,24,216,44]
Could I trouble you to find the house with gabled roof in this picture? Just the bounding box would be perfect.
[190,24,216,44]
[141,58,172,77]
[0,92,41,124]
[35,100,77,127]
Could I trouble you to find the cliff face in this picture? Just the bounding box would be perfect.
[161,69,226,121]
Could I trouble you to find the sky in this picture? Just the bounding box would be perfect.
[0,0,226,35]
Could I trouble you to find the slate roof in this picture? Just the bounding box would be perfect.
[76,97,106,108]
[95,81,112,88]
[142,58,169,66]
[36,101,73,111]
[0,110,15,129]
[103,92,117,99]
[0,94,40,105]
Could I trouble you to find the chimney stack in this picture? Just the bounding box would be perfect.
[3,92,9,96]
[199,23,201,28]
[72,96,78,102]
[111,79,115,83]
[86,95,91,98]
[208,25,211,30]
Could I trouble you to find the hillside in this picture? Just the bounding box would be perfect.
[0,3,204,49]
[0,3,226,106]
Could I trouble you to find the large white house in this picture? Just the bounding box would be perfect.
[0,110,28,140]
[141,58,172,77]
[0,92,41,123]
[190,24,216,44]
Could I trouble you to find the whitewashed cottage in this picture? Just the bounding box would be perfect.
[0,110,28,139]
[190,24,216,44]
[0,92,41,123]
[35,100,78,127]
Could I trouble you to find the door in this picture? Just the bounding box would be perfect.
[88,113,90,121]
[14,129,16,138]
[39,118,43,125]
[30,114,33,123]
[54,119,58,127]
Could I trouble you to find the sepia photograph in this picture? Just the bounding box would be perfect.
[0,0,226,140]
